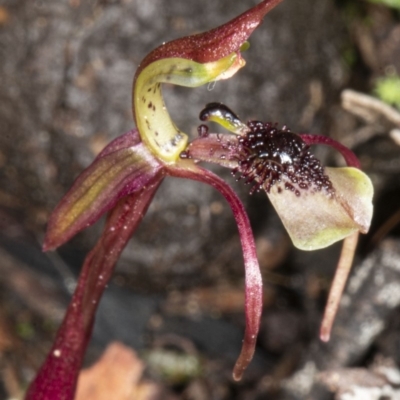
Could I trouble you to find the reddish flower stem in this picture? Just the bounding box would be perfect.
[320,231,359,342]
[26,178,162,400]
[301,134,362,342]
[168,163,262,381]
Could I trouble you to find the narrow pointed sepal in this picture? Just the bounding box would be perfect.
[167,161,263,381]
[301,134,361,169]
[267,167,373,250]
[43,130,163,251]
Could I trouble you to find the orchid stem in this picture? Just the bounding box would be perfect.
[320,231,359,342]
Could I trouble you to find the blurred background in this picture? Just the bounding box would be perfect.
[1,0,400,399]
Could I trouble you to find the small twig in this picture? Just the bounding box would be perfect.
[389,129,400,146]
[341,89,400,127]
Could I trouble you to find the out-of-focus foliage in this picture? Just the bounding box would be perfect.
[367,0,400,9]
[374,74,400,108]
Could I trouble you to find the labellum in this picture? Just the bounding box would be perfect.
[185,102,373,342]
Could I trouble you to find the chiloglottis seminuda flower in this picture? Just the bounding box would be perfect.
[26,0,373,399]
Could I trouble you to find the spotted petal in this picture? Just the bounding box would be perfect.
[133,0,284,163]
[267,167,373,250]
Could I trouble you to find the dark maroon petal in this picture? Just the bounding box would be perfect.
[167,161,262,381]
[26,178,162,400]
[43,132,163,251]
[135,0,283,77]
[301,134,361,168]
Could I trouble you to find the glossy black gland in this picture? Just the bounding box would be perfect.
[199,102,241,123]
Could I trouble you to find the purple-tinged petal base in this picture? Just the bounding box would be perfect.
[167,161,262,381]
[26,177,162,400]
[183,132,239,169]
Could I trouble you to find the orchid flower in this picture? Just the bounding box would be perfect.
[183,103,373,343]
[26,0,373,399]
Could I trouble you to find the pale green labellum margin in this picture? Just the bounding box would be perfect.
[268,166,374,251]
